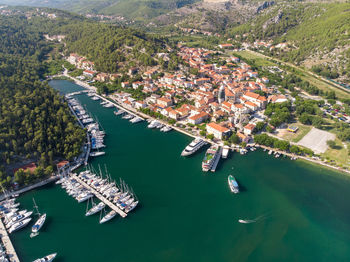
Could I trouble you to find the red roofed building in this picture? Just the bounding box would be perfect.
[57,160,69,170]
[206,122,231,139]
[244,123,256,135]
[157,97,173,108]
[188,111,210,125]
[14,162,37,174]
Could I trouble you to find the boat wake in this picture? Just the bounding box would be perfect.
[238,213,271,224]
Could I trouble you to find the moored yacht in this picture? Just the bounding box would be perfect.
[31,198,46,234]
[86,202,106,216]
[33,253,57,262]
[181,138,207,157]
[100,210,116,224]
[8,218,32,233]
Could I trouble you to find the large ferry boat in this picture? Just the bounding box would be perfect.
[181,138,207,157]
[228,175,239,194]
[202,145,220,172]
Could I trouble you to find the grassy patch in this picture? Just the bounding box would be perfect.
[322,139,350,168]
[232,51,275,67]
[279,123,312,143]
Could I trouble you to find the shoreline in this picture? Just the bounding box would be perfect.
[57,74,350,176]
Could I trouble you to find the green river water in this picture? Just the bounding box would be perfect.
[10,80,350,261]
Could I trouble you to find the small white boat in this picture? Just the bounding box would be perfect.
[160,126,172,132]
[8,218,32,233]
[100,210,117,224]
[90,151,105,157]
[147,120,159,129]
[33,253,57,262]
[86,202,106,216]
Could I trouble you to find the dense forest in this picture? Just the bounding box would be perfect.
[0,15,85,187]
[55,22,168,73]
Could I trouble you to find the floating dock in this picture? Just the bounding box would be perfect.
[0,219,20,262]
[70,174,127,218]
[211,147,223,172]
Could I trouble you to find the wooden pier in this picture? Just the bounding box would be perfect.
[70,174,127,218]
[0,219,20,262]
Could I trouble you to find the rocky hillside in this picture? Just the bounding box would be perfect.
[227,1,350,81]
[154,0,275,32]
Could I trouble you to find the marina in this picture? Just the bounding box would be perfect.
[0,218,20,262]
[8,80,350,262]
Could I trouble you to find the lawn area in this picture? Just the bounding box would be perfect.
[322,139,350,168]
[278,123,312,143]
[232,51,276,67]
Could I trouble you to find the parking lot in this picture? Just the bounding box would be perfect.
[297,128,336,154]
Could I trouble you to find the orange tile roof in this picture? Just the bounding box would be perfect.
[244,123,256,130]
[207,122,230,133]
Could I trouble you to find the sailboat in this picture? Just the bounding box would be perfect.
[30,198,46,238]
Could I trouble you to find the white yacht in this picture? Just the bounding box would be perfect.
[100,210,116,224]
[181,138,207,157]
[90,151,105,157]
[8,218,32,233]
[31,198,46,234]
[6,211,33,229]
[147,120,159,129]
[130,117,143,123]
[33,253,57,262]
[86,202,106,216]
[160,126,172,132]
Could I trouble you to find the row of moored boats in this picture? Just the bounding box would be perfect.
[67,97,106,157]
[0,197,57,262]
[57,169,139,223]
[115,110,144,124]
[147,119,172,132]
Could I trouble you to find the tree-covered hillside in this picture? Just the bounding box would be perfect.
[0,15,85,186]
[54,22,168,72]
[0,0,199,20]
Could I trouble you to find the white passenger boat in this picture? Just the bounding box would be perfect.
[181,138,207,156]
[33,253,57,262]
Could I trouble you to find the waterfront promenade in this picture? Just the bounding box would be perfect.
[60,74,350,175]
[0,219,19,262]
[70,174,127,218]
